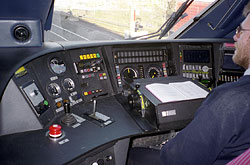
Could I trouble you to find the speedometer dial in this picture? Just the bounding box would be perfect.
[122,67,138,83]
[49,57,66,74]
[147,65,162,78]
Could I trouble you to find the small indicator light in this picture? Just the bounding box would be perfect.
[44,100,49,106]
[55,102,62,108]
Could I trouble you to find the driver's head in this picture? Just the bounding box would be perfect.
[233,2,250,69]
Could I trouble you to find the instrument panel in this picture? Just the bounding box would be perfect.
[10,41,236,128]
[179,44,214,88]
[13,47,114,126]
[1,39,245,164]
[112,47,171,92]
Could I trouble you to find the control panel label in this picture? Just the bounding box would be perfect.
[162,110,176,117]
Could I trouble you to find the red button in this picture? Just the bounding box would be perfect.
[49,124,62,138]
[88,91,92,95]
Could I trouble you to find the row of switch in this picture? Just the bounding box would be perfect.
[55,93,81,108]
[183,72,209,79]
[79,67,101,74]
[182,64,209,72]
[116,56,163,64]
[218,75,240,82]
[82,74,95,79]
[117,50,164,58]
[81,73,107,80]
[83,89,103,96]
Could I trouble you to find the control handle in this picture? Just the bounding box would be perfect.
[92,100,97,115]
[63,100,71,114]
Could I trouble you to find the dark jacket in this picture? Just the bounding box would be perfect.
[160,75,250,165]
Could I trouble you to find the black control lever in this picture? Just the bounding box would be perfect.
[61,100,77,126]
[89,100,99,120]
[83,99,114,127]
[64,100,71,114]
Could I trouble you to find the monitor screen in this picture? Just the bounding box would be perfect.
[183,50,210,63]
[223,54,245,71]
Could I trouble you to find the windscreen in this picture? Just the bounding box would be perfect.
[44,0,217,41]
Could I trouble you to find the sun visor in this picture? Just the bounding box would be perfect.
[0,0,54,47]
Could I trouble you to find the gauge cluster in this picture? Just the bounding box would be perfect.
[112,47,170,91]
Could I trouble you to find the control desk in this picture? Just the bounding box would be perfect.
[0,39,242,164]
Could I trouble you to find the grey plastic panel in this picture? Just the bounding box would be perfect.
[0,20,42,47]
[22,82,44,106]
[114,138,130,165]
[0,79,42,136]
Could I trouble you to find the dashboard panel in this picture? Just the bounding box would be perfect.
[0,39,243,164]
[179,44,214,87]
[112,46,170,92]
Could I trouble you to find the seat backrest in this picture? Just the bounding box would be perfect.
[227,148,250,164]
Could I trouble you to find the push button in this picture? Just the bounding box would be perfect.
[49,124,62,138]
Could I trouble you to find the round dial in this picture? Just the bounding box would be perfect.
[62,78,75,91]
[122,67,138,83]
[47,83,61,97]
[147,66,162,78]
[49,58,66,74]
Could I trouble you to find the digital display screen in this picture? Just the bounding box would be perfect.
[183,50,210,63]
[223,54,245,71]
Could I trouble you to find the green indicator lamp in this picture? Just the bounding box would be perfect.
[44,100,49,106]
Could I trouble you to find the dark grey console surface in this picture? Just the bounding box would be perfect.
[0,39,234,164]
[0,96,142,164]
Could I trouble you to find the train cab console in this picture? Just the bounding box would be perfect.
[0,38,244,164]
